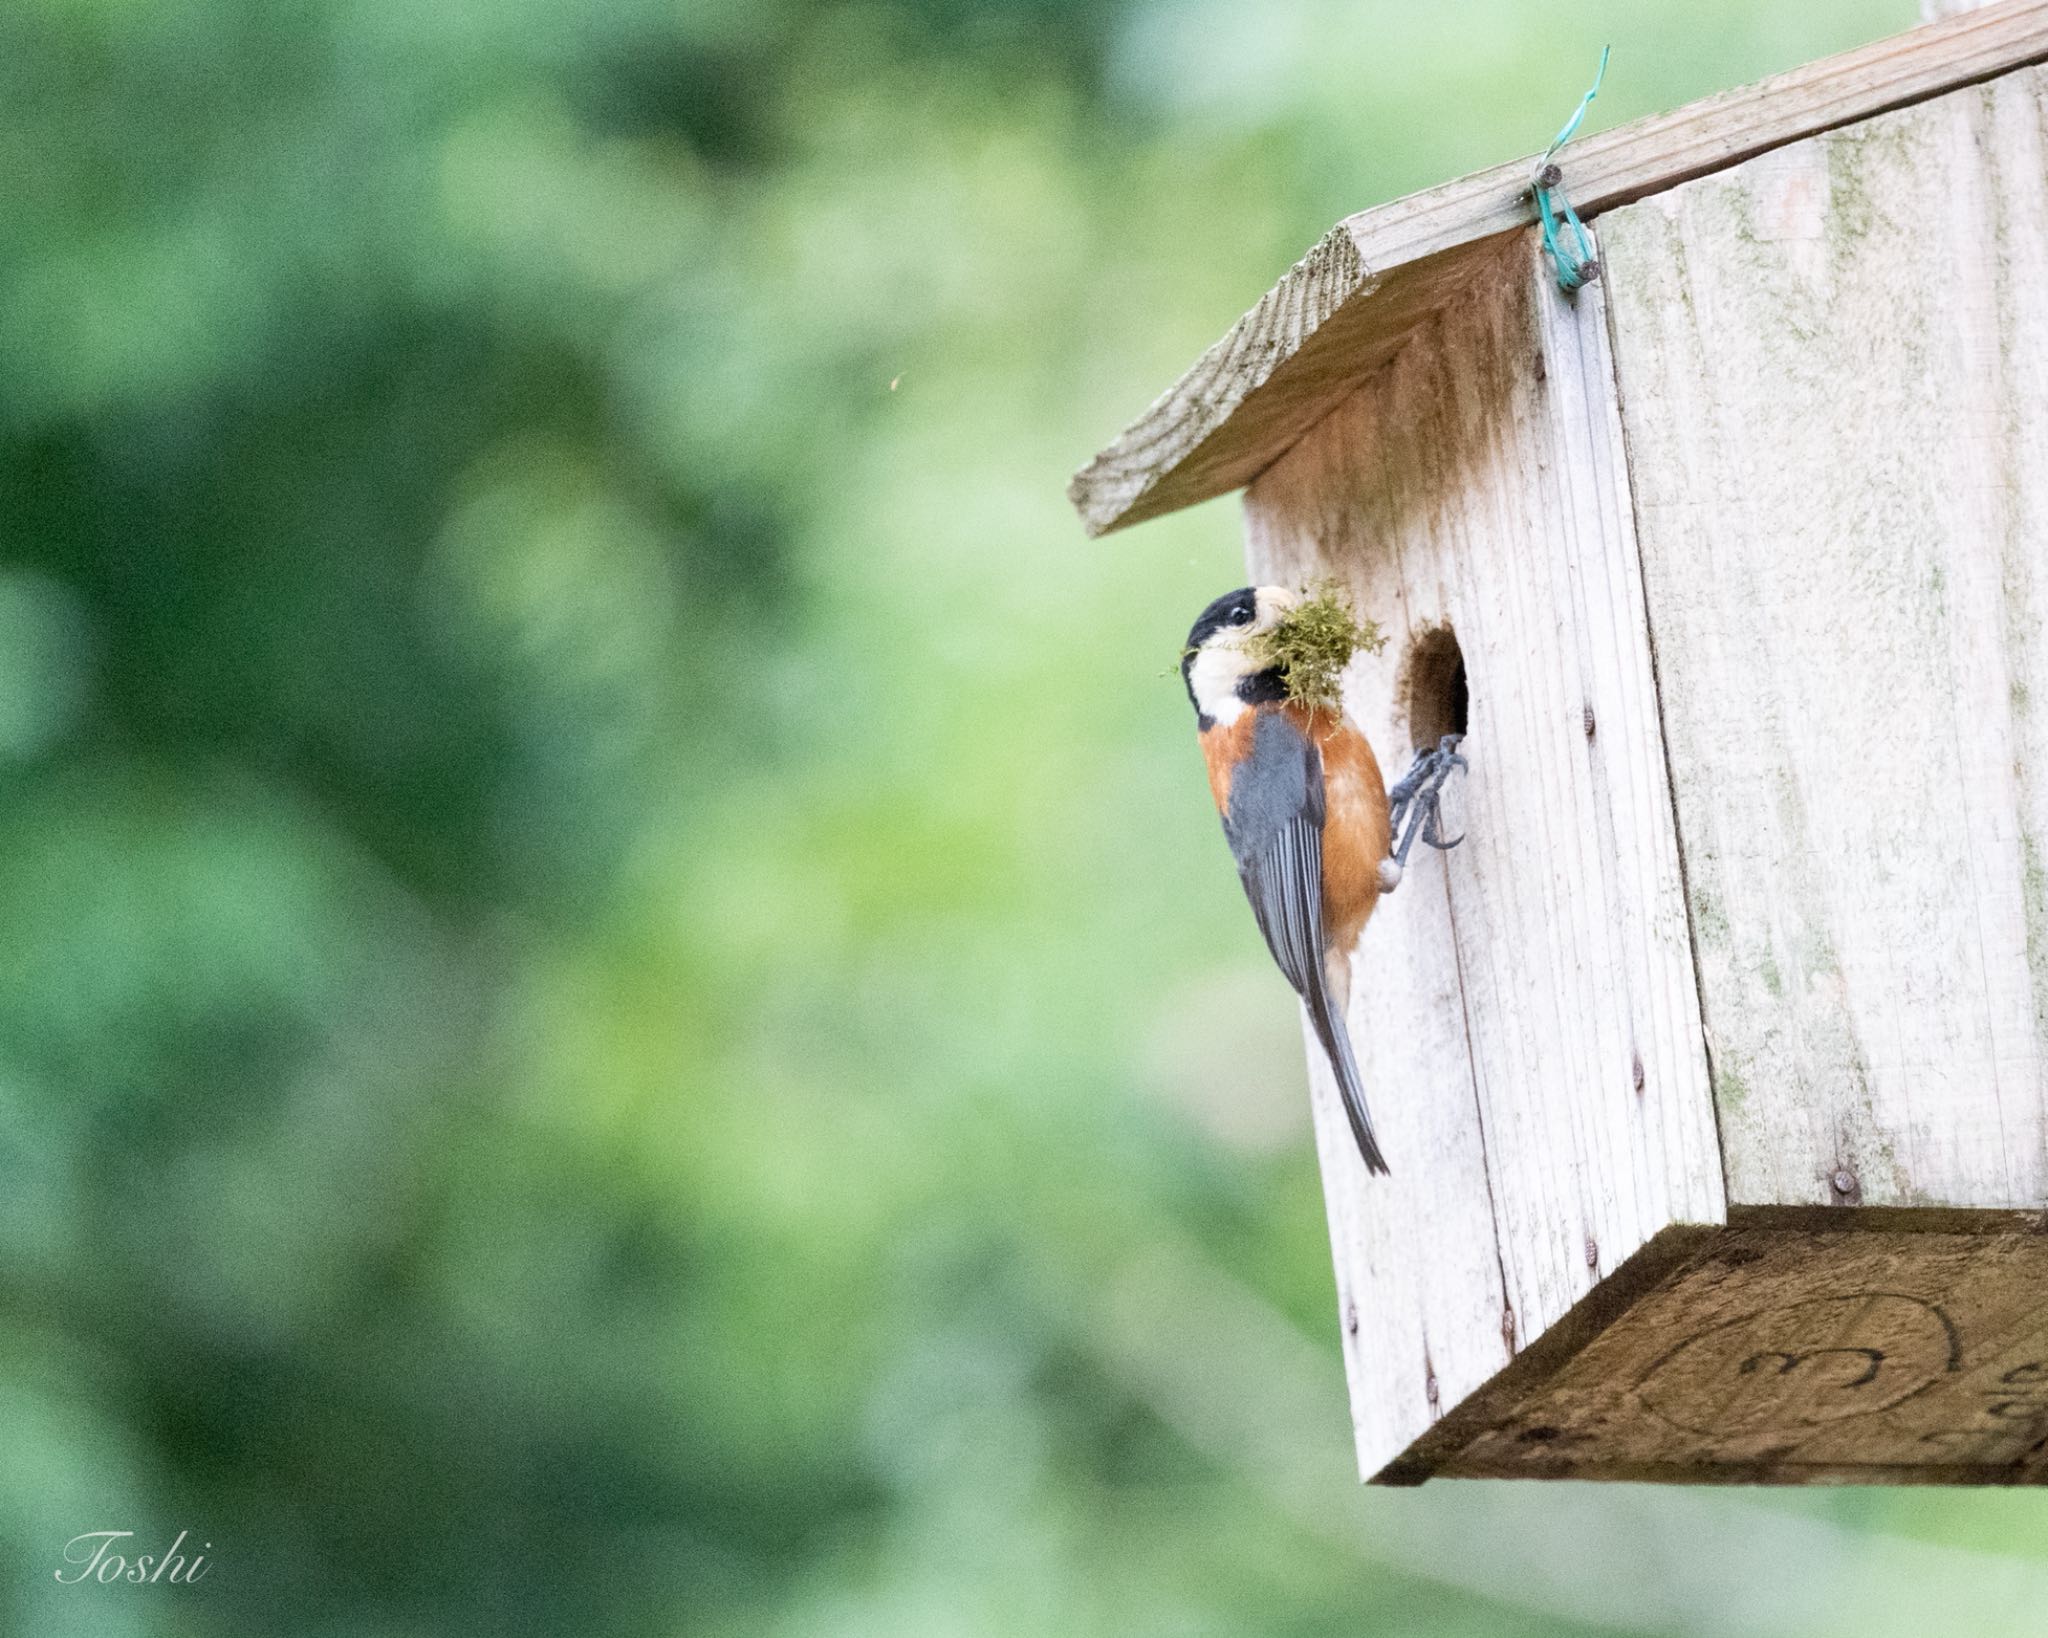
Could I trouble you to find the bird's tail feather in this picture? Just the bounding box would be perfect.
[1304,982,1389,1176]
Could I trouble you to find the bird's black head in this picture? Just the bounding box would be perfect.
[1183,587,1259,661]
[1182,586,1291,727]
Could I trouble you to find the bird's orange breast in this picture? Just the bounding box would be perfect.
[1197,712,1257,813]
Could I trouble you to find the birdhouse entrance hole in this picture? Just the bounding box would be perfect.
[1400,624,1466,752]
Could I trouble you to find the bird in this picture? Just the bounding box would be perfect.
[1182,586,1464,1175]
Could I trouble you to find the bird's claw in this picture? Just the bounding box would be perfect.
[1386,734,1467,873]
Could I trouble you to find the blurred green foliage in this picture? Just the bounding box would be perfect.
[15,0,2048,1634]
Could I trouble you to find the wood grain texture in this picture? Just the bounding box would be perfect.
[1242,231,1724,1482]
[1600,67,2048,1210]
[1071,0,2048,537]
[1444,1221,2048,1481]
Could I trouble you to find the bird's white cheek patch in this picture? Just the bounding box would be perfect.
[1188,645,1250,726]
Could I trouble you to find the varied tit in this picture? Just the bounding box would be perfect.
[1182,586,1464,1175]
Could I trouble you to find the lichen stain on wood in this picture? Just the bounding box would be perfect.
[1443,1225,2048,1482]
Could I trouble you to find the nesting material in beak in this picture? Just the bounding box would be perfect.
[1248,580,1385,712]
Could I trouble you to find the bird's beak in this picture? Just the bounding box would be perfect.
[1252,585,1300,630]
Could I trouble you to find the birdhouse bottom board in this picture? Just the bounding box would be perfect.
[1393,1213,2048,1484]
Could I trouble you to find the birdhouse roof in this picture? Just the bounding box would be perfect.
[1067,1,2048,538]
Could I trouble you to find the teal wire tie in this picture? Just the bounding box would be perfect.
[1531,45,1609,293]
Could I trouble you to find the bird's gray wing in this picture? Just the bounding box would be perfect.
[1223,709,1327,999]
[1225,710,1389,1174]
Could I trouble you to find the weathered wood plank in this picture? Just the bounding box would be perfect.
[1445,1219,2048,1481]
[1601,67,2048,1210]
[1072,0,2048,537]
[1242,231,1723,1481]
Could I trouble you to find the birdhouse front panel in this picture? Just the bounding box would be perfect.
[1243,235,1723,1480]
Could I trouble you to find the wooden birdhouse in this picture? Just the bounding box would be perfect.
[1075,2,2048,1484]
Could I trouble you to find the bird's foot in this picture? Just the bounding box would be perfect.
[1386,734,1467,872]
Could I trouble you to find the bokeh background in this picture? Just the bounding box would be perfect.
[11,0,2048,1633]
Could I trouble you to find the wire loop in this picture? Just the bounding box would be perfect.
[1531,46,1609,293]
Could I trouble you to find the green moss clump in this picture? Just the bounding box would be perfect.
[1248,581,1384,712]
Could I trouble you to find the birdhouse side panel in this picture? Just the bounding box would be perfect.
[1601,66,2048,1211]
[1244,234,1725,1481]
